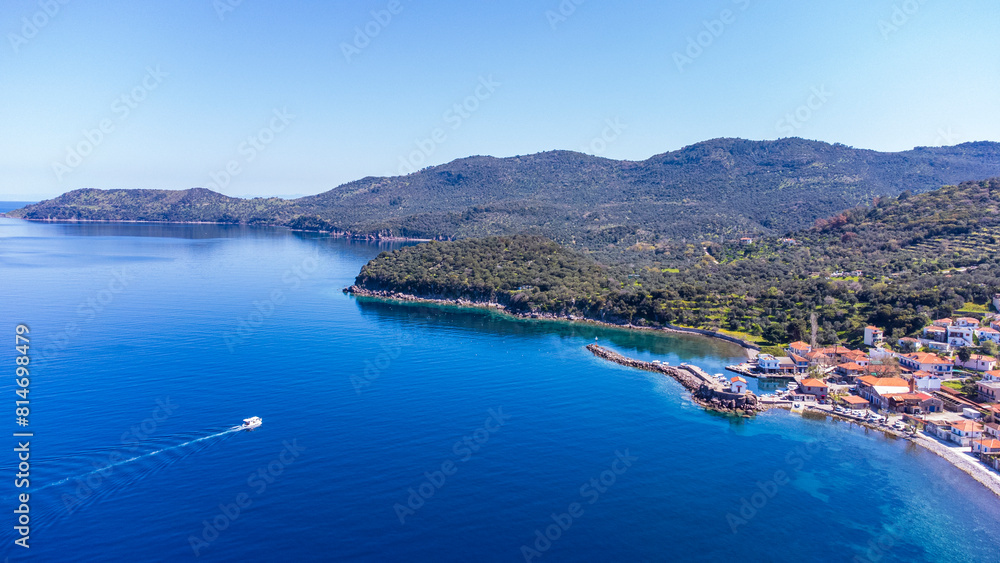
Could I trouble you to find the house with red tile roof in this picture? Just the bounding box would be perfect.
[798,378,828,401]
[883,392,943,414]
[840,395,870,410]
[954,317,981,328]
[973,438,1000,456]
[834,362,866,382]
[864,326,884,346]
[957,354,997,372]
[899,352,953,376]
[975,326,1000,344]
[786,341,811,355]
[730,376,747,394]
[950,420,984,446]
[857,376,911,410]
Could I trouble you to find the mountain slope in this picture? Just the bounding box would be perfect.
[10,138,1000,247]
[353,178,1000,347]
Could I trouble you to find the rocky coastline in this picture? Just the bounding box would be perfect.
[343,285,759,358]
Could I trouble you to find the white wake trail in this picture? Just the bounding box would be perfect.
[34,428,239,492]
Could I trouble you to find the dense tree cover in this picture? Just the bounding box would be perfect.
[11,139,1000,248]
[7,188,297,225]
[355,236,614,316]
[357,180,1000,346]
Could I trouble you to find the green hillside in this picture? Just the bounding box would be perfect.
[353,179,1000,347]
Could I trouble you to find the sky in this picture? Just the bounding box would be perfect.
[2,0,998,201]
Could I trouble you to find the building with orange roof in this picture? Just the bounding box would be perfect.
[786,341,811,355]
[957,354,997,372]
[882,392,943,414]
[899,352,953,375]
[857,376,911,410]
[730,376,747,394]
[954,317,981,328]
[949,420,984,446]
[864,326,884,346]
[973,438,1000,457]
[932,318,953,327]
[834,362,865,382]
[798,378,828,401]
[840,395,870,410]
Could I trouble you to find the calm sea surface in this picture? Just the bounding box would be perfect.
[1,217,999,562]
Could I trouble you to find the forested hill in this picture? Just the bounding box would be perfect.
[352,179,1000,348]
[10,138,1000,246]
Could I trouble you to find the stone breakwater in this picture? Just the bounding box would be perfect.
[584,344,764,416]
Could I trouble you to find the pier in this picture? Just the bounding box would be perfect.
[586,345,764,415]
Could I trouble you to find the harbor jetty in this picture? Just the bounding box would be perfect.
[585,344,765,416]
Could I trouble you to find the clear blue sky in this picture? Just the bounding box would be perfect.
[2,0,998,200]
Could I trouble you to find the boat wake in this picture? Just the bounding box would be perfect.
[0,426,244,541]
[34,427,240,493]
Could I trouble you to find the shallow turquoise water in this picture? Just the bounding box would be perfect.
[1,218,998,562]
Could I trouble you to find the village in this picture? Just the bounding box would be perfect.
[723,294,1000,484]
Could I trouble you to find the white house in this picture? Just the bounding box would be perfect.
[912,371,943,391]
[954,317,981,328]
[730,377,747,394]
[757,354,779,372]
[975,327,1000,344]
[956,354,997,372]
[864,326,884,347]
[946,326,975,347]
[932,318,953,328]
[899,352,954,376]
[950,420,984,447]
[984,370,1000,383]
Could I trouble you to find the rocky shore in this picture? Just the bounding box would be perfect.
[343,285,759,357]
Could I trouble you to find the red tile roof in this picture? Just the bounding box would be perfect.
[800,378,827,388]
[841,396,869,404]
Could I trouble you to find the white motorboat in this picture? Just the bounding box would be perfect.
[241,416,263,430]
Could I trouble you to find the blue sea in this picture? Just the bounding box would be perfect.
[1,216,999,562]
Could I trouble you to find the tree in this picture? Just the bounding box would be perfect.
[957,347,973,363]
